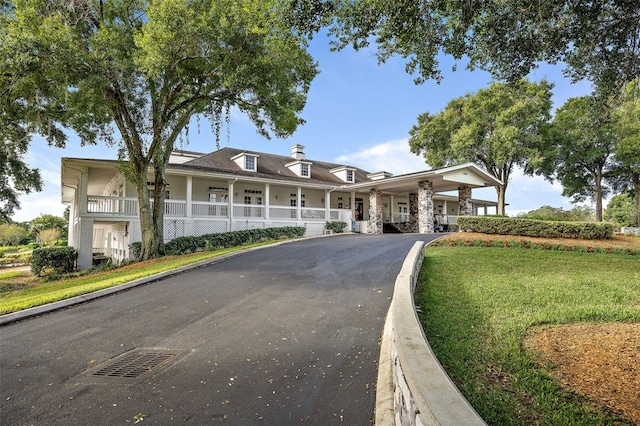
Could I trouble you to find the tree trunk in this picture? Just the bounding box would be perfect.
[135,174,165,261]
[496,183,507,216]
[634,172,640,227]
[595,172,603,222]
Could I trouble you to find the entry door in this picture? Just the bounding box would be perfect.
[355,198,364,221]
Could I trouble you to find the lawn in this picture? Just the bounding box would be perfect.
[416,245,640,425]
[0,242,274,315]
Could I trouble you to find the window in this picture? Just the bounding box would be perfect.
[290,199,297,207]
[346,169,354,183]
[301,163,309,177]
[245,156,256,171]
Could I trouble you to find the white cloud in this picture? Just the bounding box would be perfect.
[335,138,426,175]
[12,183,66,222]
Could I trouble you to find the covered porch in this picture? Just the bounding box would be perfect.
[346,163,503,234]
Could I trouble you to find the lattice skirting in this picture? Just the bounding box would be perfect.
[194,220,229,236]
[163,219,185,242]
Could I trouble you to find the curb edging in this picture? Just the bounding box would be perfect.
[375,240,486,425]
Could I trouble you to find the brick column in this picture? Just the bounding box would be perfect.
[408,192,418,233]
[418,181,434,233]
[368,188,383,234]
[458,186,473,216]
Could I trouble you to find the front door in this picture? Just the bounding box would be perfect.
[355,198,364,221]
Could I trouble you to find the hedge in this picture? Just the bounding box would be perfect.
[130,226,306,258]
[457,216,614,240]
[31,247,78,276]
[0,252,32,268]
[325,221,347,233]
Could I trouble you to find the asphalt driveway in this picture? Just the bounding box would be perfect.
[0,234,438,425]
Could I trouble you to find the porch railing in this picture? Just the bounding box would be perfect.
[86,196,339,221]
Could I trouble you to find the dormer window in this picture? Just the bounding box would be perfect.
[231,152,259,172]
[346,169,354,183]
[245,156,255,171]
[285,160,312,178]
[330,166,356,183]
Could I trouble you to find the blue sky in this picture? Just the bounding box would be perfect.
[16,32,593,222]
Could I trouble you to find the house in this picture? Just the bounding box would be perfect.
[61,144,502,270]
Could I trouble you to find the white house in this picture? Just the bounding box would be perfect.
[61,144,502,269]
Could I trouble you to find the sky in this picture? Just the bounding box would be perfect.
[14,32,594,222]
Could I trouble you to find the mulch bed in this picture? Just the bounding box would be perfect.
[524,323,640,425]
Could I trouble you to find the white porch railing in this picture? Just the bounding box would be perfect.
[192,201,228,217]
[87,196,138,215]
[86,196,339,222]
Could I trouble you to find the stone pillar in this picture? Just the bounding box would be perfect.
[458,186,473,216]
[368,188,383,234]
[408,192,418,233]
[418,181,434,233]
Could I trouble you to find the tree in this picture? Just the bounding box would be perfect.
[604,192,638,227]
[408,79,553,215]
[289,0,640,95]
[610,80,640,226]
[29,214,67,240]
[518,205,594,222]
[0,223,28,246]
[1,1,70,223]
[546,97,617,221]
[37,228,62,246]
[4,0,318,260]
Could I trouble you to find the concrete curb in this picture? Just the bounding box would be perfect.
[0,236,330,327]
[375,240,486,425]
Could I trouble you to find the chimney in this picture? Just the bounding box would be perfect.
[291,144,305,160]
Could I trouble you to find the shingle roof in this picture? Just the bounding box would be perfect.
[173,147,373,186]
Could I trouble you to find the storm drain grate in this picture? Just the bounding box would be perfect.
[81,348,189,383]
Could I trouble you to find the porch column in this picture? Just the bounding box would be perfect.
[458,186,473,216]
[79,168,89,214]
[409,192,418,233]
[265,183,270,220]
[418,180,434,233]
[228,180,235,232]
[350,191,356,222]
[390,195,395,222]
[184,176,193,235]
[367,188,383,234]
[297,186,302,221]
[77,217,94,270]
[324,189,331,221]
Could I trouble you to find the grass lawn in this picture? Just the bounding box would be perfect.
[0,242,274,315]
[416,246,640,425]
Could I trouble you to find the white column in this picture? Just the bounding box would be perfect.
[325,189,331,221]
[390,195,395,222]
[185,176,193,217]
[228,180,235,231]
[79,168,89,214]
[265,183,270,220]
[297,186,302,221]
[350,191,356,221]
[184,176,194,236]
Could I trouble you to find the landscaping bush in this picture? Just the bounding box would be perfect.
[325,221,347,233]
[130,226,305,258]
[457,216,614,239]
[31,247,78,276]
[0,252,32,268]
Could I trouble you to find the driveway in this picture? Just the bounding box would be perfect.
[0,234,438,425]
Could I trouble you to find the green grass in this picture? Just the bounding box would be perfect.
[0,242,274,315]
[416,246,640,425]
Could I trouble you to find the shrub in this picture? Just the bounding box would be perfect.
[325,221,347,233]
[0,252,32,268]
[457,216,614,239]
[31,247,78,276]
[130,226,305,258]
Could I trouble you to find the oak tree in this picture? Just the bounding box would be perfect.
[3,0,318,260]
[408,80,553,215]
